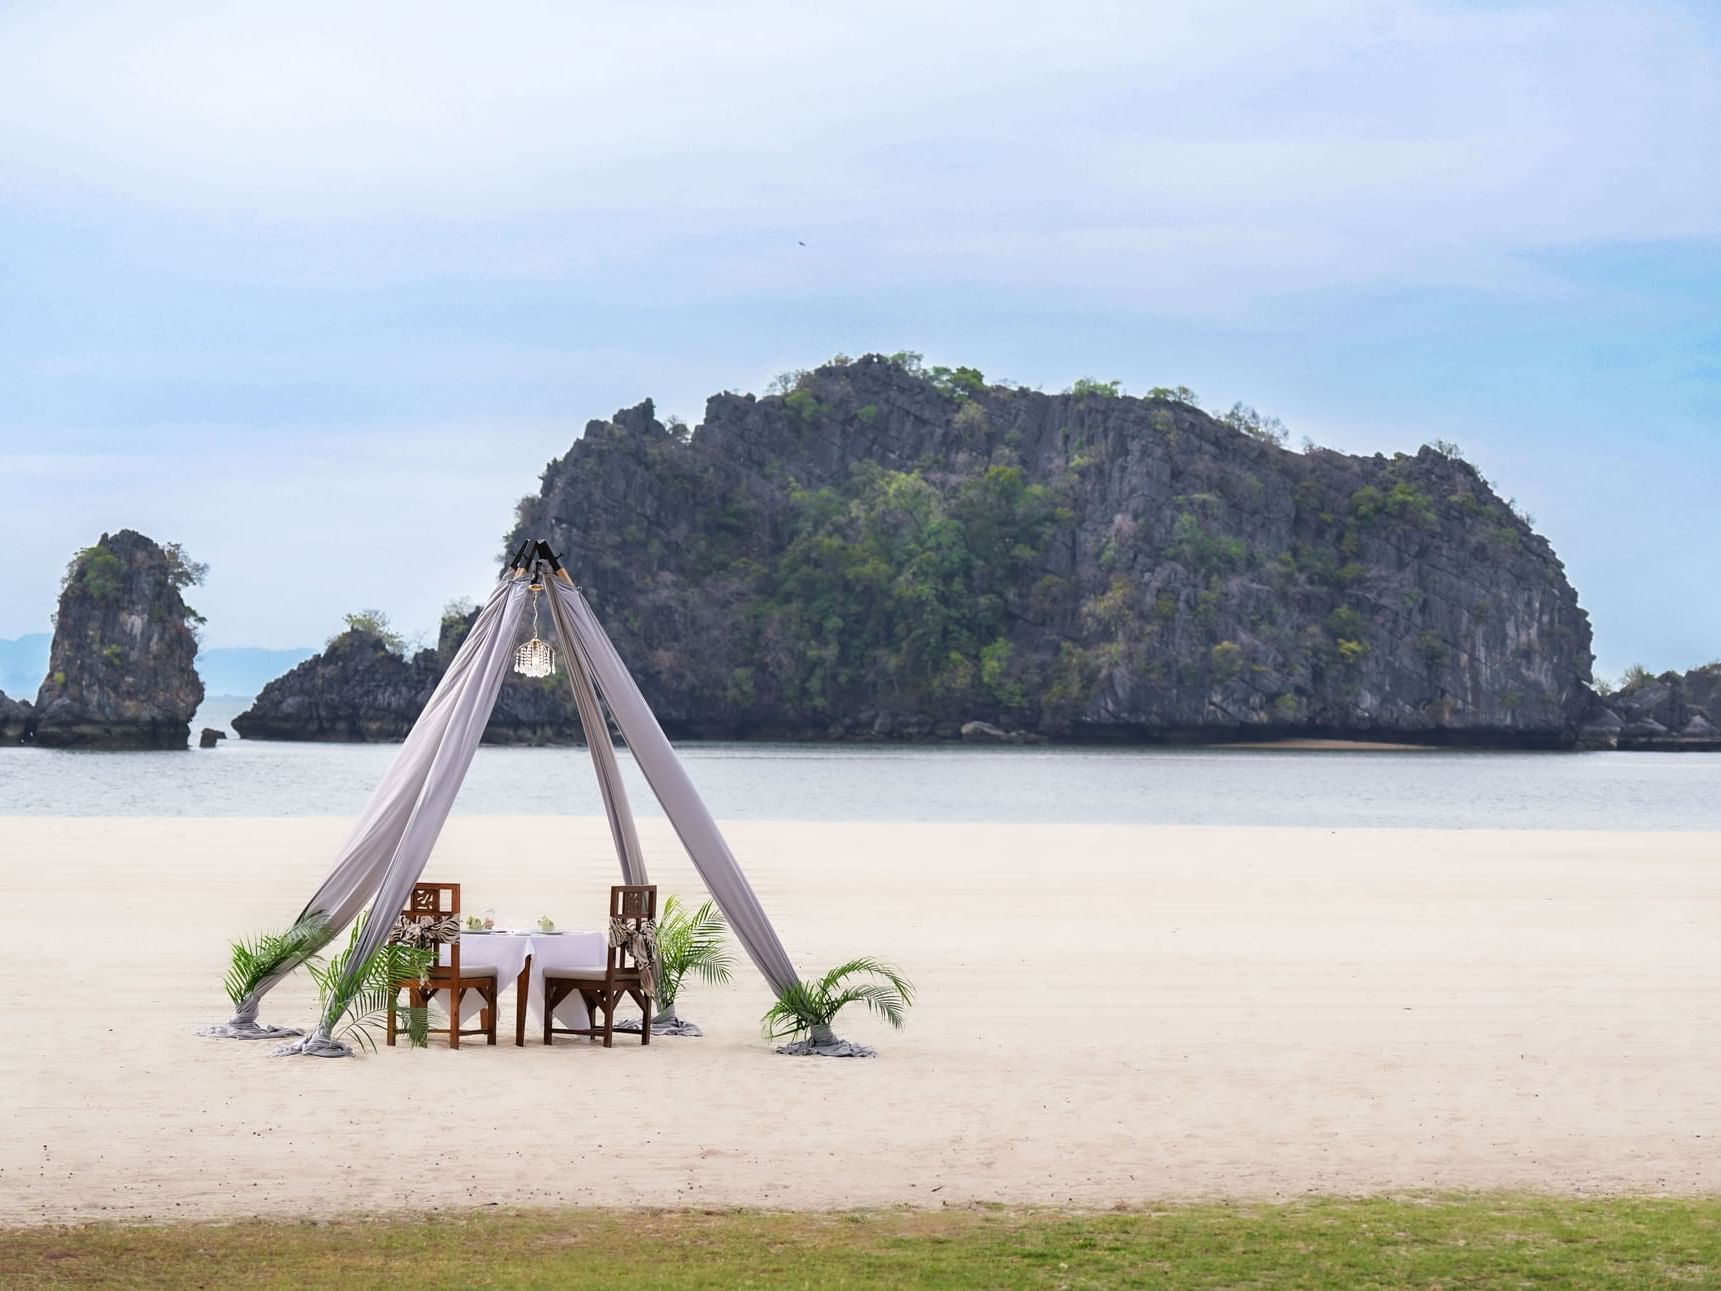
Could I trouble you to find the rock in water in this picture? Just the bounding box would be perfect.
[199,727,227,749]
[232,628,436,742]
[503,355,1598,746]
[233,608,580,744]
[33,531,205,750]
[0,691,32,745]
[1606,663,1721,751]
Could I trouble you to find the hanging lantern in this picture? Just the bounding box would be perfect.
[513,585,557,678]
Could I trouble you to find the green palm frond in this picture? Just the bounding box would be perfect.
[222,913,332,1006]
[822,983,909,1030]
[306,915,434,1052]
[655,895,735,1009]
[761,980,823,1037]
[761,957,916,1041]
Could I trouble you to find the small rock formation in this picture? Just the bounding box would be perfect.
[1597,663,1721,751]
[199,727,227,749]
[233,608,583,744]
[0,691,32,745]
[32,531,205,750]
[232,627,435,741]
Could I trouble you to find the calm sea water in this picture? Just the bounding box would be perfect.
[0,698,1716,829]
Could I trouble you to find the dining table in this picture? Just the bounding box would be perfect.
[447,929,608,1044]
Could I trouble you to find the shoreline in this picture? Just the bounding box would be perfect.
[13,729,1719,755]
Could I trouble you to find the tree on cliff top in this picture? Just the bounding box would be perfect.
[336,609,406,656]
[61,533,206,625]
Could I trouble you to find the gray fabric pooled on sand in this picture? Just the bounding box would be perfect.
[195,1017,303,1040]
[775,1038,877,1058]
[614,1013,704,1037]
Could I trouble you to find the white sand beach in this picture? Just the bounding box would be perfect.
[1,817,1717,1225]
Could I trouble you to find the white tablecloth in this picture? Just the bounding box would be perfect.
[449,930,607,1029]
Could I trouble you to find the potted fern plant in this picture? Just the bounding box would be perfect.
[305,916,435,1052]
[618,894,734,1037]
[199,914,331,1039]
[762,958,915,1057]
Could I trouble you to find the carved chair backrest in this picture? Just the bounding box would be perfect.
[406,880,462,979]
[606,883,657,982]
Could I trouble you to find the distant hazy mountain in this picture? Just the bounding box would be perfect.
[0,634,311,701]
[197,647,316,697]
[0,633,49,696]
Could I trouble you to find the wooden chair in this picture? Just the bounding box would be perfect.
[385,881,499,1050]
[543,884,657,1048]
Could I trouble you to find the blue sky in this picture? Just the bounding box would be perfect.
[0,0,1716,681]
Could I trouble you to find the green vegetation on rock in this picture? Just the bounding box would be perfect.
[336,609,406,655]
[765,462,1067,714]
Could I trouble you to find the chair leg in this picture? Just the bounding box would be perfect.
[386,985,398,1046]
[515,968,529,1047]
[543,983,558,1046]
[486,986,498,1045]
[449,987,460,1051]
[602,992,615,1048]
[640,993,651,1046]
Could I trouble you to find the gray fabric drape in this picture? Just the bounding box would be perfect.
[275,575,530,1056]
[200,576,528,1039]
[558,612,648,886]
[544,575,801,997]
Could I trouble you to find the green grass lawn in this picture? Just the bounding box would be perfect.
[4,1196,1718,1289]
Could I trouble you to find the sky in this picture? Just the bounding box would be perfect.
[0,0,1716,681]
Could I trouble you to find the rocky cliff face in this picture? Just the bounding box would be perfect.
[0,691,32,745]
[232,629,434,742]
[502,355,1596,746]
[32,530,205,750]
[233,611,581,744]
[1582,663,1721,751]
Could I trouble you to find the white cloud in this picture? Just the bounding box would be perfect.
[2,1,1717,663]
[0,421,574,646]
[0,0,1715,311]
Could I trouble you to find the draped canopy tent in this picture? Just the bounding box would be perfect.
[203,541,810,1058]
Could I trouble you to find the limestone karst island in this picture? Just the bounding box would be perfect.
[5,357,1713,754]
